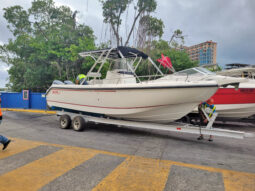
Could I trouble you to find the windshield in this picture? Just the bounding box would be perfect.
[175,68,201,76]
[195,67,216,75]
[175,67,215,76]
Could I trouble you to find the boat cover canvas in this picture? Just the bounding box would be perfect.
[117,46,148,59]
[79,47,148,59]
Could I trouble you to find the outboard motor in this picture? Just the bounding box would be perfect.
[52,80,64,85]
[64,80,74,85]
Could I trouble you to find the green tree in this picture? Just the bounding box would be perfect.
[136,40,198,77]
[100,0,131,46]
[0,0,96,92]
[100,0,161,46]
[136,15,164,48]
[139,15,164,38]
[169,29,185,48]
[151,40,198,71]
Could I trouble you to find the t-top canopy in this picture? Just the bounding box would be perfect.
[79,46,148,59]
[118,46,148,59]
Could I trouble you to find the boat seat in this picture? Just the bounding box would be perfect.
[118,71,134,75]
[87,72,102,78]
[88,79,103,85]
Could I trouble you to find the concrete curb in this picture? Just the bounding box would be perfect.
[2,108,56,114]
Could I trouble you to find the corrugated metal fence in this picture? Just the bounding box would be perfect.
[0,91,47,110]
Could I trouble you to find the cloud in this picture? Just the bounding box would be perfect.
[158,0,255,65]
[0,62,9,88]
[0,0,254,69]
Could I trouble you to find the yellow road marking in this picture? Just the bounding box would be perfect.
[2,108,56,114]
[3,110,255,189]
[92,156,171,191]
[2,137,255,191]
[163,160,255,191]
[0,138,40,160]
[0,148,97,191]
[7,137,129,159]
[223,171,255,191]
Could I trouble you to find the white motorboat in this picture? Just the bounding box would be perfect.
[46,47,219,123]
[217,64,255,79]
[159,67,248,86]
[166,67,255,119]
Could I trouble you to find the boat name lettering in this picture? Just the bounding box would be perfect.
[52,90,60,94]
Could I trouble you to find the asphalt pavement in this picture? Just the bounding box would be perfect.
[0,111,254,191]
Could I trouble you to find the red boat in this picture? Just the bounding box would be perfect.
[212,81,255,118]
[174,67,255,119]
[215,66,255,118]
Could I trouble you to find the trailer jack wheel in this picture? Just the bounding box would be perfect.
[59,115,71,129]
[72,116,85,131]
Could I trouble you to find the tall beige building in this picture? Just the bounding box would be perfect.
[183,41,217,66]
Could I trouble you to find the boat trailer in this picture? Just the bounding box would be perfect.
[56,110,253,140]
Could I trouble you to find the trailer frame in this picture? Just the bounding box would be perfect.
[56,110,252,140]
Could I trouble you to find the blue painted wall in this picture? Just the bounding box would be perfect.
[30,92,47,109]
[0,91,47,110]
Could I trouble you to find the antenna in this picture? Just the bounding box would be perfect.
[125,5,129,39]
[100,23,104,44]
[105,23,108,44]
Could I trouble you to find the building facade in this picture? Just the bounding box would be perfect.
[183,41,217,66]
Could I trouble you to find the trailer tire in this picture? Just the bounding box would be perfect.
[59,115,71,129]
[72,116,85,131]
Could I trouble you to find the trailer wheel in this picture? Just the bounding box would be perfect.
[72,116,85,131]
[59,115,71,129]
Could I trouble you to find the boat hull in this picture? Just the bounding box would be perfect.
[214,103,255,118]
[46,83,218,123]
[212,86,255,118]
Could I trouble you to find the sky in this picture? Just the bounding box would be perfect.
[0,0,255,87]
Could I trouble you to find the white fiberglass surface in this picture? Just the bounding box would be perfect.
[175,67,215,76]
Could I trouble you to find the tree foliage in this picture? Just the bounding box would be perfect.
[0,0,197,92]
[0,0,96,92]
[100,0,162,46]
[136,40,198,77]
[169,29,185,48]
[136,15,164,48]
[100,0,131,46]
[150,40,198,71]
[139,15,164,38]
